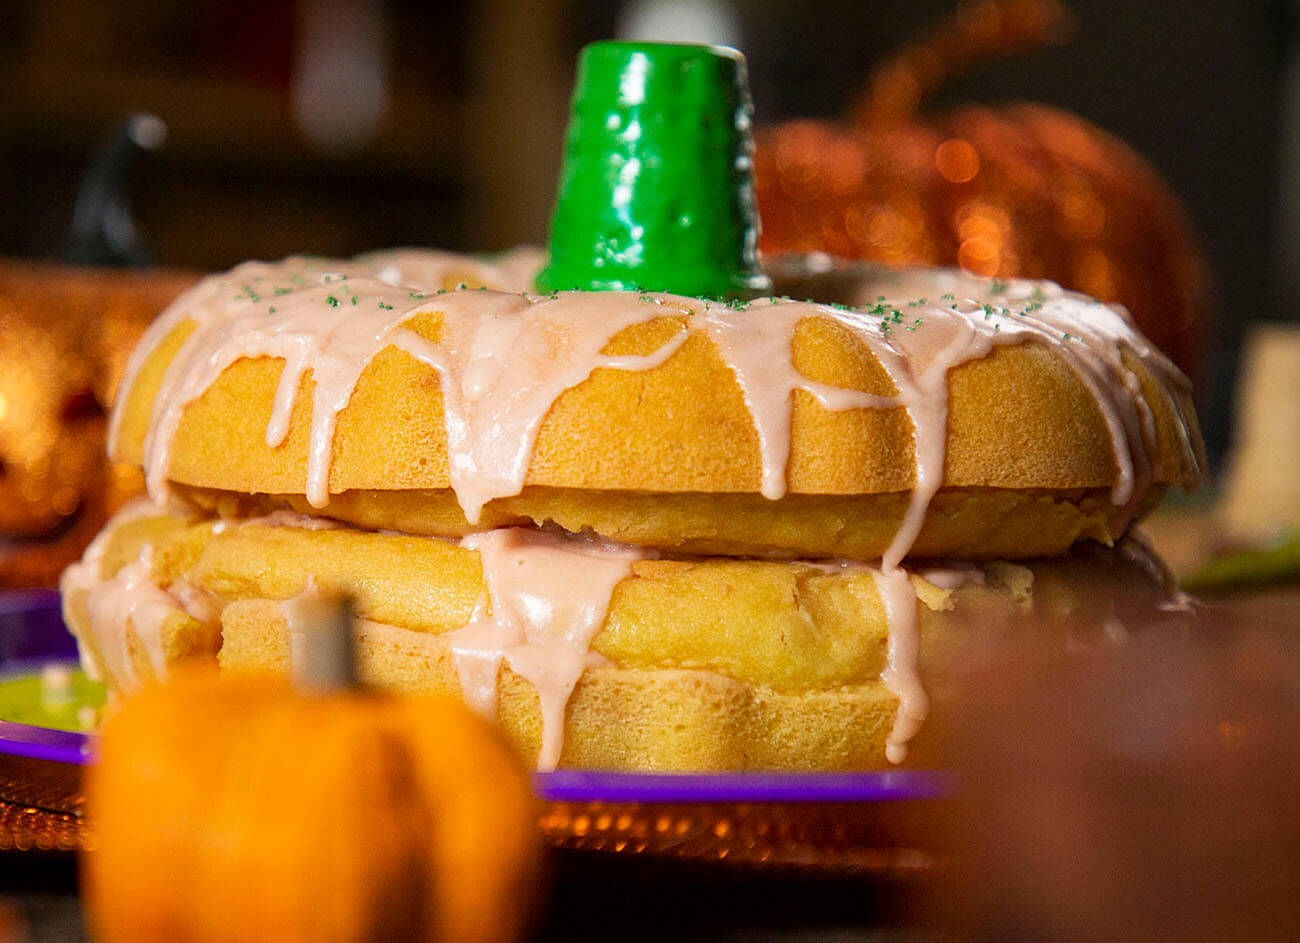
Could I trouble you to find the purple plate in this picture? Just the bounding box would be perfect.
[533,768,948,802]
[0,590,950,804]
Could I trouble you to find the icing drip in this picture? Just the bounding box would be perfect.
[62,545,184,692]
[393,292,692,523]
[696,301,900,499]
[446,528,647,771]
[872,567,929,764]
[59,499,221,693]
[868,314,986,571]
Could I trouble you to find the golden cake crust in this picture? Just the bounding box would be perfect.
[111,308,1202,559]
[115,314,1200,494]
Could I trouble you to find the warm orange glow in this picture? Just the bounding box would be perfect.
[1073,247,1118,299]
[936,138,981,183]
[956,201,1009,243]
[51,487,79,516]
[958,236,1001,275]
[1059,187,1107,240]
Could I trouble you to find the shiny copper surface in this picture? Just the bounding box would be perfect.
[0,793,944,873]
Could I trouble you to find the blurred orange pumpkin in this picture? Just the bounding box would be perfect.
[84,669,540,943]
[755,0,1210,381]
[0,261,198,588]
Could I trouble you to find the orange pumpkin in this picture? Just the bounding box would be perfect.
[0,260,199,588]
[754,0,1210,381]
[84,667,540,943]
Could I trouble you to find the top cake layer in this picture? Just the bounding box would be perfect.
[108,250,1204,563]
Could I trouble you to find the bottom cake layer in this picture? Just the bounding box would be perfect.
[220,598,903,771]
[60,501,1183,770]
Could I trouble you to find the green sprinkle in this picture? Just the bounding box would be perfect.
[410,291,426,299]
[269,306,276,313]
[274,286,292,295]
[326,295,339,307]
[1063,332,1072,341]
[378,301,394,310]
[350,294,358,305]
[941,292,955,301]
[981,303,996,319]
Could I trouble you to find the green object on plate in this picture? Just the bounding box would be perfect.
[535,41,771,300]
[1183,530,1300,595]
[0,667,104,732]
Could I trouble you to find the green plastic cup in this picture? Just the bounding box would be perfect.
[535,41,771,300]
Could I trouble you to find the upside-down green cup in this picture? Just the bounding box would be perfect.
[535,41,771,300]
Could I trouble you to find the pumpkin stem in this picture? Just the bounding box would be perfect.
[854,0,1075,129]
[285,587,360,692]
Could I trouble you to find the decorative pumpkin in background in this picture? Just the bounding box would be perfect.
[755,0,1210,381]
[0,261,198,588]
[85,667,540,943]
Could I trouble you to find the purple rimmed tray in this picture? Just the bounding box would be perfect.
[0,590,950,805]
